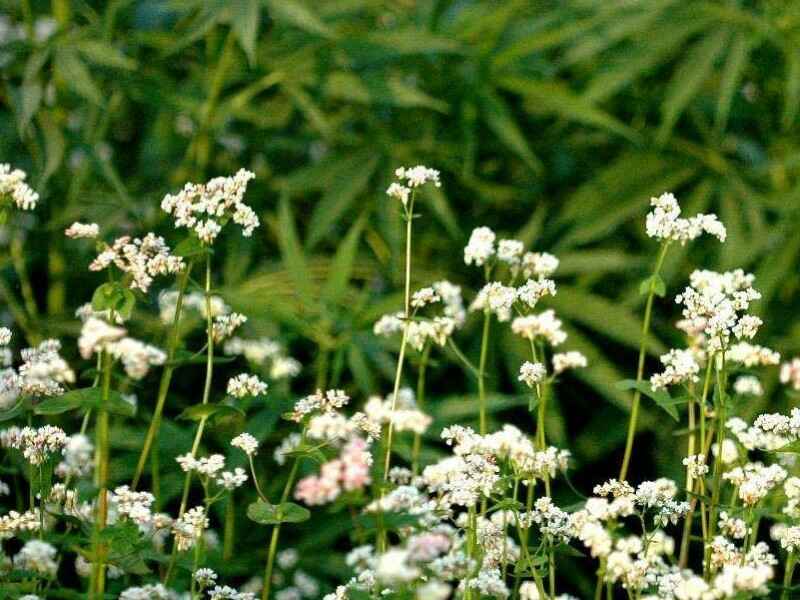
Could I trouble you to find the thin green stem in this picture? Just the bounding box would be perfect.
[132,260,194,489]
[90,350,112,599]
[411,344,431,474]
[783,552,796,600]
[382,194,415,482]
[619,242,670,481]
[261,454,302,600]
[478,310,491,435]
[704,351,727,579]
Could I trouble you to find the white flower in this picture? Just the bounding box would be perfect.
[231,433,259,456]
[0,163,39,210]
[13,540,57,576]
[161,169,258,243]
[518,361,546,388]
[497,239,524,265]
[213,313,247,342]
[464,227,496,266]
[780,357,800,390]
[512,310,566,345]
[552,351,587,374]
[227,373,268,397]
[411,287,440,308]
[394,165,441,188]
[64,222,99,239]
[733,375,763,396]
[645,192,726,243]
[516,278,556,309]
[386,182,411,206]
[650,348,700,390]
[89,233,184,293]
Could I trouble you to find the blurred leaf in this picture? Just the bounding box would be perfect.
[230,0,260,65]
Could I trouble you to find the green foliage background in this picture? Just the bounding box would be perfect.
[1,0,800,595]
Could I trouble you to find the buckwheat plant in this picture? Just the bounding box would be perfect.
[3,162,800,600]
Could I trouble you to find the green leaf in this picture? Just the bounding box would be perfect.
[478,90,542,173]
[173,236,208,258]
[35,388,135,417]
[306,153,377,248]
[265,0,334,39]
[275,195,312,305]
[774,441,800,454]
[177,403,245,422]
[75,40,136,70]
[54,50,103,105]
[0,401,25,422]
[615,379,679,421]
[639,274,666,298]
[91,282,136,320]
[322,215,365,305]
[247,500,310,525]
[497,76,639,142]
[230,0,260,65]
[715,33,751,132]
[783,47,800,132]
[657,29,729,143]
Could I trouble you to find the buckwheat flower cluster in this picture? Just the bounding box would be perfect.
[516,277,557,310]
[411,286,440,308]
[231,432,259,456]
[295,437,372,505]
[212,312,247,342]
[89,233,184,293]
[518,361,546,388]
[363,389,431,435]
[675,269,762,351]
[496,239,524,266]
[194,568,218,589]
[718,511,748,539]
[208,585,256,600]
[119,583,174,600]
[13,540,58,577]
[0,163,39,210]
[55,433,94,478]
[387,165,441,209]
[511,309,566,345]
[158,290,230,323]
[3,425,68,465]
[375,280,466,350]
[112,485,156,526]
[650,348,700,390]
[727,342,780,367]
[0,509,41,538]
[161,169,258,243]
[172,506,208,551]
[471,282,516,321]
[645,192,727,243]
[6,339,75,397]
[464,226,496,266]
[733,375,763,396]
[289,389,349,422]
[552,351,587,374]
[723,462,787,506]
[780,357,800,390]
[227,373,268,397]
[107,337,166,380]
[64,222,99,239]
[683,454,709,478]
[521,251,559,279]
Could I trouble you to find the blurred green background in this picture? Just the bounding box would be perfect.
[1,0,800,593]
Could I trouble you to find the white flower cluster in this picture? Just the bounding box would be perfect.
[212,312,247,342]
[227,373,268,397]
[781,357,800,390]
[675,269,762,351]
[90,233,184,293]
[161,169,258,243]
[650,348,700,390]
[0,163,39,210]
[0,338,75,401]
[290,388,350,422]
[172,506,208,552]
[78,318,165,379]
[386,165,441,207]
[511,309,566,345]
[363,389,431,435]
[518,361,546,388]
[552,351,587,374]
[645,192,726,243]
[374,280,466,351]
[64,222,99,239]
[231,432,259,456]
[1,425,67,465]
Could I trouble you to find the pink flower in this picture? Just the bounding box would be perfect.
[294,438,372,506]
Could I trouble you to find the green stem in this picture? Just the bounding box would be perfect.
[478,310,491,435]
[704,351,727,579]
[382,194,415,482]
[261,455,302,600]
[411,344,431,474]
[783,552,797,600]
[132,260,194,489]
[619,242,669,481]
[90,350,112,599]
